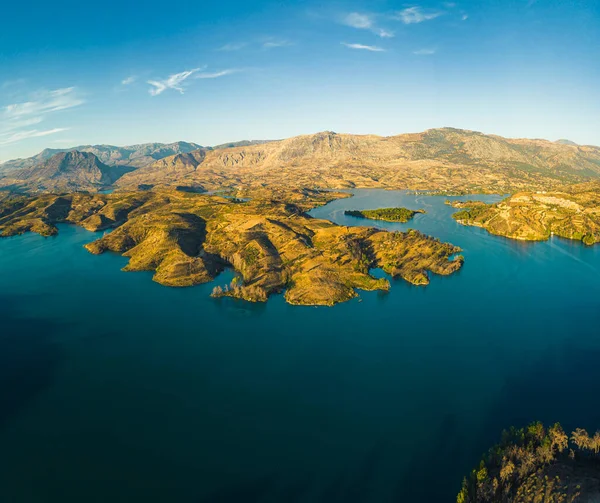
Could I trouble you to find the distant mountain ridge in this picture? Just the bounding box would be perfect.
[0,151,132,193]
[0,140,275,174]
[3,129,600,195]
[0,141,203,173]
[116,128,600,194]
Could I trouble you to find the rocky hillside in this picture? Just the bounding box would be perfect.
[451,181,600,245]
[0,151,130,193]
[0,141,203,173]
[0,189,463,305]
[116,128,600,195]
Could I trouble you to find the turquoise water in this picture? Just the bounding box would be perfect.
[1,189,600,503]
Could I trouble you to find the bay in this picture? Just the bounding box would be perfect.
[1,189,599,502]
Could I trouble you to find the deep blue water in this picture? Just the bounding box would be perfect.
[1,189,600,503]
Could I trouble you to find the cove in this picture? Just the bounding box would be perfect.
[1,189,600,502]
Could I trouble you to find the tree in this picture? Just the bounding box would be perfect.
[536,438,554,464]
[548,423,568,453]
[500,458,515,483]
[571,428,591,451]
[527,421,545,442]
[589,431,600,455]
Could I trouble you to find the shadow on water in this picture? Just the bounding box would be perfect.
[444,338,600,503]
[481,341,600,441]
[395,414,467,503]
[319,442,387,503]
[197,475,278,503]
[195,443,389,503]
[0,294,65,431]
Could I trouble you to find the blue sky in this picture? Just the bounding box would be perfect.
[1,0,599,161]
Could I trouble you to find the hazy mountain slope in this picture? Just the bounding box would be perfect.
[0,141,203,173]
[117,128,600,194]
[0,151,130,193]
[211,139,275,150]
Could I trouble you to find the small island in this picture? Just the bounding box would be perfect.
[344,207,425,223]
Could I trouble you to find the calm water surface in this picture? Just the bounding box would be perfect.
[1,189,600,503]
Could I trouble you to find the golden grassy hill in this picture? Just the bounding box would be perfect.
[451,181,600,245]
[0,189,463,306]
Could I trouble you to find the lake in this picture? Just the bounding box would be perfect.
[1,189,600,503]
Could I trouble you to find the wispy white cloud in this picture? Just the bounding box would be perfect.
[343,12,373,29]
[218,42,248,51]
[195,69,239,79]
[0,87,83,147]
[461,13,469,20]
[121,76,136,85]
[1,78,27,90]
[4,87,84,119]
[147,68,202,96]
[342,42,385,52]
[147,68,240,96]
[0,128,69,146]
[341,12,395,38]
[262,40,293,49]
[394,6,443,24]
[413,48,436,55]
[376,28,395,38]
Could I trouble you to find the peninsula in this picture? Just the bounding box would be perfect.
[452,181,600,245]
[0,189,463,306]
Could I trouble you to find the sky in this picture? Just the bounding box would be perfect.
[1,0,599,162]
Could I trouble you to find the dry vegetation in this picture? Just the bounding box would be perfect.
[458,422,600,503]
[0,189,463,306]
[112,129,600,195]
[452,181,600,245]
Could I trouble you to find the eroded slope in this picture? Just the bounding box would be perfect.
[0,190,463,306]
[452,181,600,244]
[116,129,600,195]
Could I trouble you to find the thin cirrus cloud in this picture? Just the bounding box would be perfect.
[121,76,136,85]
[217,40,293,51]
[342,42,385,52]
[413,48,436,55]
[0,128,69,146]
[218,42,248,51]
[4,87,84,119]
[394,6,443,24]
[0,87,83,146]
[341,12,395,38]
[262,40,293,49]
[195,69,239,79]
[147,68,202,96]
[147,68,239,96]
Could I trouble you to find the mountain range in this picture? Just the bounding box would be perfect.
[0,151,133,193]
[0,139,273,174]
[115,128,600,194]
[2,128,600,195]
